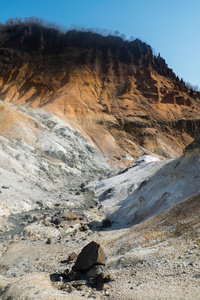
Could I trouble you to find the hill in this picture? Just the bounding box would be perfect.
[0,22,200,165]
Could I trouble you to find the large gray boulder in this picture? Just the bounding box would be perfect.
[73,241,106,272]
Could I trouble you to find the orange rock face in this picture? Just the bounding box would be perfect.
[0,24,200,166]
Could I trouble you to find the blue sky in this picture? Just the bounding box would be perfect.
[0,0,200,87]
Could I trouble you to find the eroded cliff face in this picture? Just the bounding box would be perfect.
[0,23,200,165]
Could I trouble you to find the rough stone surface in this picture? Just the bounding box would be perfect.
[184,134,200,154]
[0,24,200,164]
[87,265,106,278]
[73,241,107,271]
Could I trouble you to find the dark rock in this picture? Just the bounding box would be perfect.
[87,265,106,278]
[104,274,113,283]
[51,218,61,225]
[184,135,200,154]
[80,182,86,192]
[68,270,81,281]
[101,219,112,228]
[60,259,68,264]
[73,241,106,272]
[1,186,9,189]
[46,237,52,244]
[87,266,106,290]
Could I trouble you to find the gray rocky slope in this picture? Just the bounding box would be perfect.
[0,101,110,217]
[105,136,200,226]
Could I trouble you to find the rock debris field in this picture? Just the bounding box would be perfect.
[0,102,200,299]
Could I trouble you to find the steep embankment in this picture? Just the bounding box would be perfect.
[0,23,200,164]
[0,100,110,217]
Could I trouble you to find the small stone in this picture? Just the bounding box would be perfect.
[80,224,89,231]
[46,238,52,244]
[66,284,76,293]
[101,219,112,229]
[105,290,110,296]
[71,280,87,287]
[52,218,61,225]
[68,252,78,262]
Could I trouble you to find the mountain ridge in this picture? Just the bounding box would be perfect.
[0,22,200,165]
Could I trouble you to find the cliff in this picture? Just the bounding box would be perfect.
[0,23,200,165]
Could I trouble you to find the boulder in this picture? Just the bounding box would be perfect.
[101,218,112,228]
[73,241,106,272]
[87,265,106,279]
[87,265,106,289]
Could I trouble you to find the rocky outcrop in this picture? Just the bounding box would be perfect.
[107,139,200,226]
[184,134,200,154]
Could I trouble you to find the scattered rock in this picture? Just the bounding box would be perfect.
[80,224,89,231]
[71,280,87,288]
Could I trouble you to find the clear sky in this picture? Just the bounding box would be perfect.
[0,0,200,87]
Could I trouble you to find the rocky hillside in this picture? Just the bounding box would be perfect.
[0,22,200,165]
[0,22,200,299]
[91,136,200,227]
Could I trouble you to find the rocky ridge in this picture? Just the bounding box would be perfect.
[0,23,200,164]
